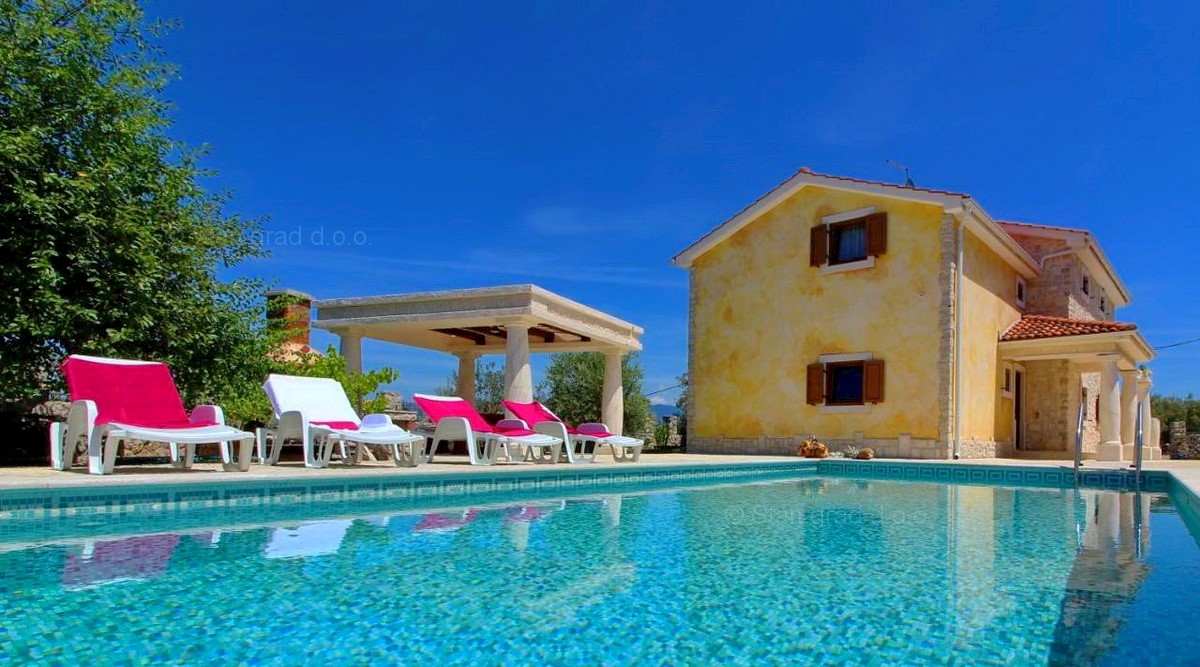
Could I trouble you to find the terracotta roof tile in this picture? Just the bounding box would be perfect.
[1000,315,1136,342]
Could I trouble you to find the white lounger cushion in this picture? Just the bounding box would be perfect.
[263,374,361,425]
[107,423,255,445]
[259,374,422,468]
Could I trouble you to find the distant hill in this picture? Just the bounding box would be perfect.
[651,404,681,421]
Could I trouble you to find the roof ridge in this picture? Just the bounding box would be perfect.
[797,166,971,198]
[997,220,1090,235]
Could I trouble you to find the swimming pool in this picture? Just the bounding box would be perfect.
[2,470,1198,665]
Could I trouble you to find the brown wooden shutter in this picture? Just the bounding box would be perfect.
[806,363,825,404]
[809,225,828,266]
[865,212,887,256]
[863,359,885,403]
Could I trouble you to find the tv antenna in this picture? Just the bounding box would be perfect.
[887,160,915,188]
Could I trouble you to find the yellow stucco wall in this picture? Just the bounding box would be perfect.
[959,231,1022,443]
[690,186,943,440]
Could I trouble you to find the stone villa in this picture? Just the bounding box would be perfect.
[672,167,1156,460]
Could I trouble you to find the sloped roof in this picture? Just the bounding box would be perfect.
[791,167,970,197]
[670,166,1039,277]
[998,220,1090,235]
[1000,315,1137,342]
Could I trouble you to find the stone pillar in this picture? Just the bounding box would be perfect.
[455,352,477,404]
[340,332,363,374]
[1097,359,1123,461]
[1137,369,1154,461]
[503,323,533,404]
[1151,418,1162,459]
[1120,369,1138,446]
[601,350,624,435]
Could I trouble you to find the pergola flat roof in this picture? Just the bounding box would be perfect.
[313,284,643,354]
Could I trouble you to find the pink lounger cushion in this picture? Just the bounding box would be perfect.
[575,423,616,438]
[311,421,362,431]
[61,355,215,430]
[413,395,540,437]
[502,400,616,438]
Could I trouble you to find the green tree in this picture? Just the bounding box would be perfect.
[0,0,265,410]
[1152,393,1200,442]
[434,359,505,414]
[536,352,652,437]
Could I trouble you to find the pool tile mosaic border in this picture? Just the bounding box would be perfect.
[816,459,1171,491]
[0,461,818,520]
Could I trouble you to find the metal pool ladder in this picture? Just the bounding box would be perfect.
[1073,402,1085,483]
[1073,398,1145,490]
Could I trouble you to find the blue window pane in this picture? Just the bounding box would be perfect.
[833,223,867,263]
[830,365,864,403]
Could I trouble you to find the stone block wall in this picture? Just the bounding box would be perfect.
[1022,359,1072,451]
[1169,421,1200,459]
[1080,371,1100,454]
[1007,234,1069,263]
[1005,233,1107,321]
[688,434,951,459]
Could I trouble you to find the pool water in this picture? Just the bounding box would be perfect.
[2,477,1198,665]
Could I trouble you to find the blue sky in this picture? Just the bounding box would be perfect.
[152,1,1200,401]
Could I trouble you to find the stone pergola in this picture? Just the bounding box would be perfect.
[312,285,644,433]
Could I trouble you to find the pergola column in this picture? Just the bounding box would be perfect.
[455,352,478,404]
[1120,369,1138,445]
[504,323,533,404]
[1137,369,1154,460]
[1097,359,1123,461]
[340,332,363,375]
[601,350,624,435]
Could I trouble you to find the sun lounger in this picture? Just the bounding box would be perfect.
[50,354,256,474]
[412,394,563,465]
[258,374,424,468]
[502,400,644,462]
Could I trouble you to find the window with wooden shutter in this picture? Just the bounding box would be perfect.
[865,212,887,256]
[806,363,824,404]
[809,225,828,267]
[863,359,885,403]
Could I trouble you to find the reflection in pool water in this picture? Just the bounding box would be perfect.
[0,478,1197,665]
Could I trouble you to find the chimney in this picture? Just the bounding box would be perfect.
[266,289,314,348]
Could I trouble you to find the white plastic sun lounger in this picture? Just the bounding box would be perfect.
[257,374,424,468]
[503,400,644,463]
[50,354,256,475]
[411,394,563,466]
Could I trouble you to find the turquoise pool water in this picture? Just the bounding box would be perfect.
[2,476,1198,665]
